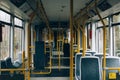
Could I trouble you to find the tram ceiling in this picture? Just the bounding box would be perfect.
[9,0,120,27]
[74,0,120,23]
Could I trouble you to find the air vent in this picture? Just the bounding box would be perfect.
[98,0,112,11]
[10,0,26,7]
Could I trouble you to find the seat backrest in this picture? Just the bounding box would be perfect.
[94,53,109,59]
[6,57,14,68]
[94,53,109,79]
[63,43,70,57]
[34,54,45,70]
[94,53,109,65]
[1,60,9,74]
[35,41,44,55]
[80,56,100,80]
[75,53,91,80]
[102,56,120,80]
[85,51,96,55]
[1,60,7,68]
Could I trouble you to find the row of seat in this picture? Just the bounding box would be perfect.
[75,52,120,80]
[0,57,22,74]
[0,74,24,80]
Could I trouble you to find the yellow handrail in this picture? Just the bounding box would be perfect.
[78,24,86,56]
[70,0,74,80]
[95,1,106,80]
[22,51,25,68]
[0,68,26,71]
[107,67,120,70]
[82,28,86,56]
[77,23,80,53]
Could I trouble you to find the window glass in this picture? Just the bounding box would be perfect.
[0,10,10,23]
[0,25,10,60]
[14,27,22,60]
[14,17,22,27]
[97,27,109,53]
[114,25,120,56]
[97,18,108,27]
[113,14,120,23]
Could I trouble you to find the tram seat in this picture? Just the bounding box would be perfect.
[34,41,45,70]
[80,56,101,80]
[94,53,109,64]
[13,60,22,68]
[13,52,23,68]
[85,51,96,55]
[63,43,70,66]
[11,74,24,80]
[1,60,9,74]
[94,53,109,79]
[75,53,91,80]
[35,41,44,55]
[63,43,70,57]
[94,53,109,59]
[0,74,24,80]
[1,60,7,68]
[5,57,16,68]
[34,54,45,70]
[102,56,120,80]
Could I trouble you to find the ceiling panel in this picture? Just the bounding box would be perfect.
[42,0,90,22]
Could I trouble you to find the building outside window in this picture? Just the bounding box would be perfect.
[0,25,10,60]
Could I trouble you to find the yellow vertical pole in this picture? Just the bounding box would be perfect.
[95,4,106,80]
[44,30,46,54]
[70,0,73,80]
[22,51,25,68]
[22,51,25,75]
[58,31,61,70]
[27,23,31,80]
[48,28,52,72]
[57,31,59,69]
[82,27,85,56]
[77,23,80,53]
[62,31,64,52]
[85,36,87,51]
[27,12,35,80]
[74,31,76,44]
[78,24,86,56]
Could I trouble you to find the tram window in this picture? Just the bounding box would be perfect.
[113,13,120,56]
[0,25,10,60]
[14,17,22,27]
[14,27,22,60]
[114,25,120,56]
[113,14,120,23]
[97,18,108,27]
[97,24,109,53]
[0,10,10,23]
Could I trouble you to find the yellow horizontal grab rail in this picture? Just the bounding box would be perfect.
[105,67,120,70]
[57,40,63,41]
[0,68,26,71]
[29,46,35,48]
[31,70,51,74]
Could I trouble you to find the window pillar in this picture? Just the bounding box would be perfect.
[109,16,113,56]
[10,15,14,61]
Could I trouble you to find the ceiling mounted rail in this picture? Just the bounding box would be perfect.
[74,0,100,22]
[26,0,42,22]
[37,0,50,29]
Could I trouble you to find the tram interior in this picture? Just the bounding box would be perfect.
[0,0,120,80]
